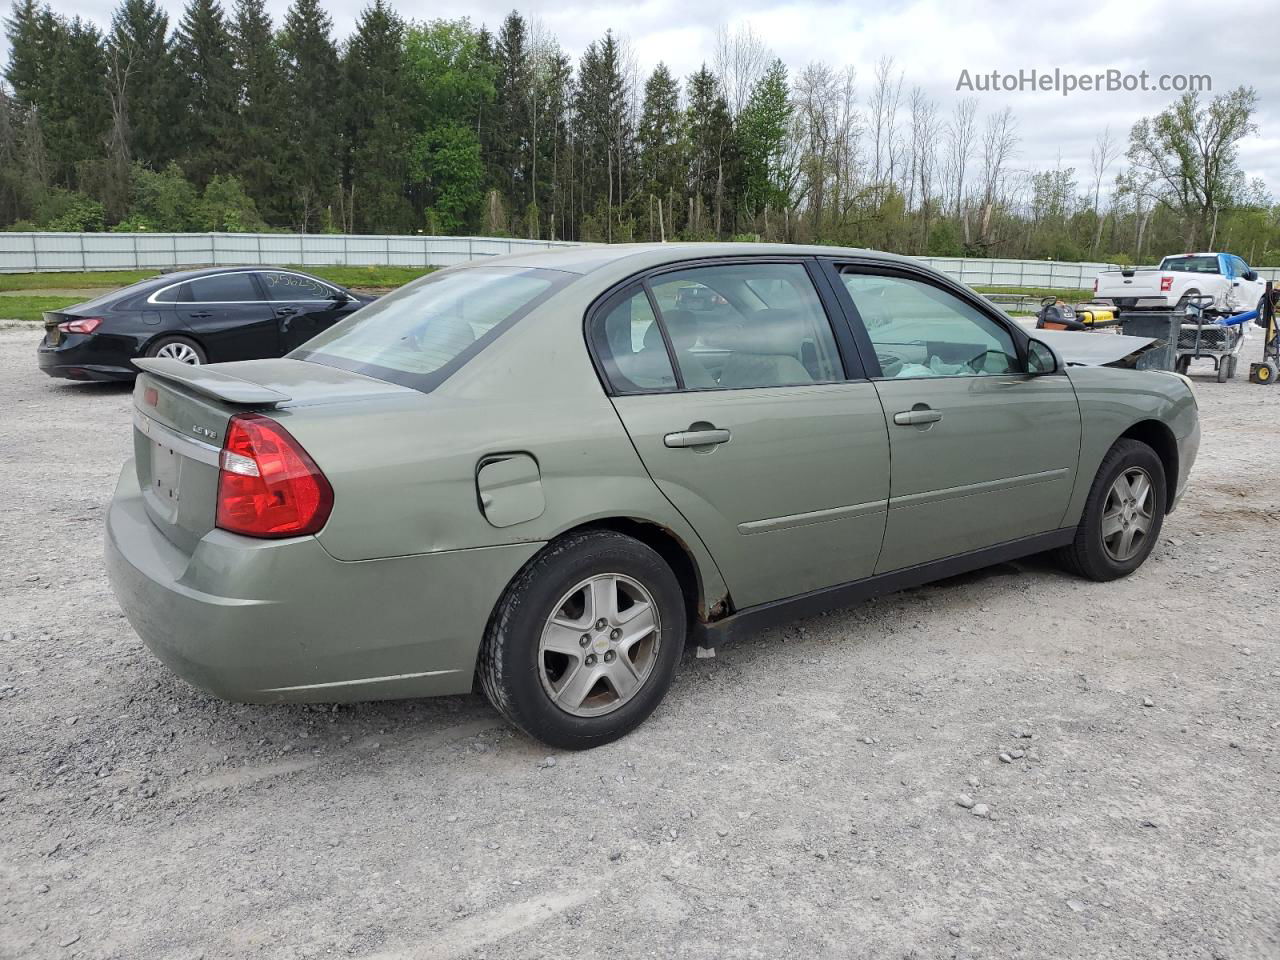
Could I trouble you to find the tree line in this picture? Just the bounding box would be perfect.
[2,1,1277,267]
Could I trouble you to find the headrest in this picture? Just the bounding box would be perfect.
[642,321,665,351]
[662,309,700,349]
[708,309,807,356]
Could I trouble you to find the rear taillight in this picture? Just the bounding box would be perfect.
[58,317,102,334]
[1160,276,1174,293]
[215,413,333,538]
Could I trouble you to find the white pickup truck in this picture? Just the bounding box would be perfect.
[1095,253,1267,315]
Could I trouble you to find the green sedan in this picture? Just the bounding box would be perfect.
[105,244,1200,748]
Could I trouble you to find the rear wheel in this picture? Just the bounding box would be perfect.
[146,336,206,365]
[1057,439,1166,581]
[1175,288,1201,310]
[479,530,686,749]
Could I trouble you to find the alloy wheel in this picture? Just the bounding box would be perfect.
[1101,466,1153,562]
[537,573,661,718]
[155,341,202,365]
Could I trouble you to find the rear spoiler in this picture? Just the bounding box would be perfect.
[134,358,292,406]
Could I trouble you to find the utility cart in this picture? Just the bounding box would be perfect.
[1175,295,1247,382]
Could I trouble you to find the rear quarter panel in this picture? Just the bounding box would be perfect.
[1062,366,1199,524]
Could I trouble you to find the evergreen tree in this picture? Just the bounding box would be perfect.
[574,30,631,240]
[3,0,58,107]
[492,10,532,219]
[229,0,284,221]
[342,0,410,232]
[46,16,111,187]
[106,0,177,168]
[685,64,735,237]
[637,62,683,239]
[738,58,793,219]
[174,0,237,185]
[278,0,341,230]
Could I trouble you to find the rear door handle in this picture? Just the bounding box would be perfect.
[187,311,212,319]
[664,428,731,448]
[893,409,943,426]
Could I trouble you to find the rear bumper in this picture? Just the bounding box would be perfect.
[38,336,138,381]
[105,461,541,703]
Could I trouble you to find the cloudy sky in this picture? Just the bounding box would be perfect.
[10,0,1279,197]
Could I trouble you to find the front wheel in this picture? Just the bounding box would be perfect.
[1057,439,1167,581]
[479,531,686,749]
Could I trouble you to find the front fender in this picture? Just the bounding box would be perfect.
[1061,366,1199,526]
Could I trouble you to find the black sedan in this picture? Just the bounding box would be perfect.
[37,267,375,382]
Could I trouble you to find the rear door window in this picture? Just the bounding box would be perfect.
[647,263,844,389]
[184,272,262,302]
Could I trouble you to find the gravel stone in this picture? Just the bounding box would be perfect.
[0,331,1275,959]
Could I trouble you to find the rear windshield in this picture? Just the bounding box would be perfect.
[1160,256,1220,274]
[292,266,570,391]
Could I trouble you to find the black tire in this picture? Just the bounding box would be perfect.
[1175,289,1200,310]
[144,335,207,365]
[1175,355,1191,375]
[1057,439,1167,582]
[1217,358,1230,383]
[478,530,686,749]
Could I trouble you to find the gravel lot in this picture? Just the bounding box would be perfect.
[2,325,1277,960]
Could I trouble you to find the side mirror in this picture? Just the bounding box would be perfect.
[1027,338,1059,375]
[1245,270,1259,282]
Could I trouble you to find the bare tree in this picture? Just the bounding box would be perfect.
[1088,126,1119,255]
[713,23,769,118]
[942,97,977,243]
[907,87,939,251]
[867,56,902,202]
[977,106,1018,249]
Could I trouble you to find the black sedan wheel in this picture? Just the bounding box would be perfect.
[146,336,206,365]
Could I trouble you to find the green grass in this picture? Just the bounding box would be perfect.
[0,295,88,322]
[0,264,433,294]
[973,285,1094,301]
[0,270,161,292]
[299,265,434,288]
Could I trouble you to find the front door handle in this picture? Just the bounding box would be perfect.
[275,306,299,317]
[893,409,943,426]
[664,428,731,448]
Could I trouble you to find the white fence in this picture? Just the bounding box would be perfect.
[3,232,1279,288]
[0,232,583,273]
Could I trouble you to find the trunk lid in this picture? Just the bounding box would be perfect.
[131,357,417,554]
[41,308,95,347]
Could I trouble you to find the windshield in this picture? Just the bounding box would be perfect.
[292,266,570,391]
[1160,256,1220,274]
